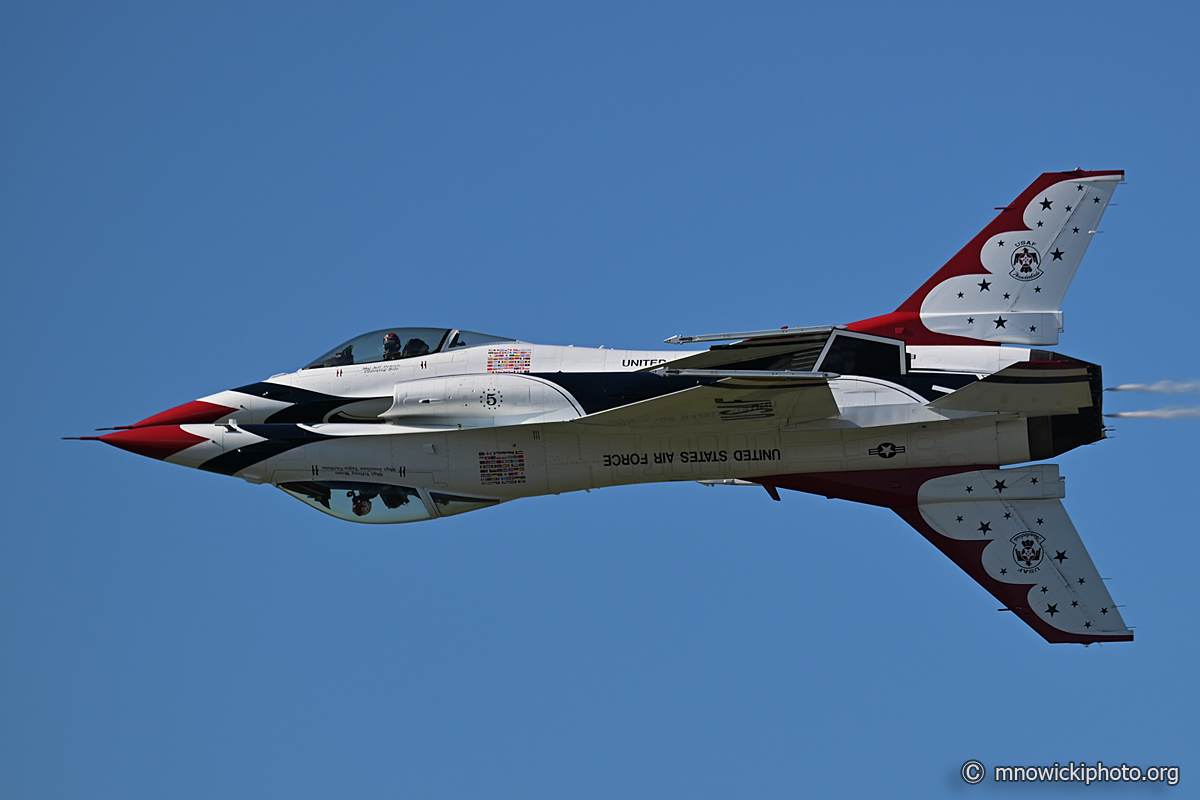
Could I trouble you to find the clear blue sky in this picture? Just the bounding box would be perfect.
[3,2,1197,797]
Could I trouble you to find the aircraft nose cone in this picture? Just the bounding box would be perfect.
[131,400,236,428]
[98,426,209,461]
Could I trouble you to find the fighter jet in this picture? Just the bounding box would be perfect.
[79,169,1130,644]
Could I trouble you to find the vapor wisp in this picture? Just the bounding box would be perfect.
[1103,379,1200,419]
[1105,380,1200,394]
[1105,407,1200,420]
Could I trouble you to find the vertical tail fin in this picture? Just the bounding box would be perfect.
[848,170,1123,346]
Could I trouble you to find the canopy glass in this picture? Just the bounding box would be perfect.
[302,328,515,370]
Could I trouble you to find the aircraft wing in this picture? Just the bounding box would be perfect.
[904,464,1131,643]
[571,375,838,428]
[762,464,1132,644]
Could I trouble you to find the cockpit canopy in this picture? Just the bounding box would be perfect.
[303,328,516,370]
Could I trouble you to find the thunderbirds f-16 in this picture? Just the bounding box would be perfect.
[79,170,1131,644]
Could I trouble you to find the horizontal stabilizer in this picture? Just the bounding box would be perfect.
[573,376,837,428]
[928,359,1095,414]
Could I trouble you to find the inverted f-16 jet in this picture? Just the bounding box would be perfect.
[80,170,1131,644]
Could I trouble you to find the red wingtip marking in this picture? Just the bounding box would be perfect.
[98,426,209,460]
[132,400,235,428]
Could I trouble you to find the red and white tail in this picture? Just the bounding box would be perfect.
[848,170,1123,346]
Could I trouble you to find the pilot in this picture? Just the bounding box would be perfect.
[382,332,403,360]
[401,337,430,358]
[352,493,373,517]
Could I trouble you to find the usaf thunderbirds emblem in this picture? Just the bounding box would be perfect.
[1009,242,1043,281]
[1011,531,1046,572]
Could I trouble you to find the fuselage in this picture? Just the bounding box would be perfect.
[96,327,1101,525]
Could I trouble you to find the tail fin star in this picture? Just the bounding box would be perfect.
[848,169,1123,346]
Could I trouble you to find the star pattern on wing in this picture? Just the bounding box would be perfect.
[1078,578,1085,585]
[1046,604,1059,617]
[1066,205,1073,212]
[956,516,963,522]
[1000,568,1007,575]
[978,521,992,534]
[967,317,974,324]
[1029,325,1037,332]
[1040,585,1049,593]
[1054,550,1068,563]
[1004,512,1012,519]
[1030,477,1038,485]
[1085,621,1092,628]
[1037,220,1044,227]
[1094,196,1101,203]
[1073,227,1080,233]
[1040,198,1053,210]
[957,292,964,298]
[997,240,1005,246]
[1101,607,1108,615]
[965,485,974,493]
[1003,292,1011,299]
[1077,184,1084,191]
[1036,518,1044,525]
[1071,600,1079,607]
[993,480,1007,493]
[1051,248,1064,260]
[1034,286,1042,293]
[994,317,1007,329]
[979,279,991,291]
